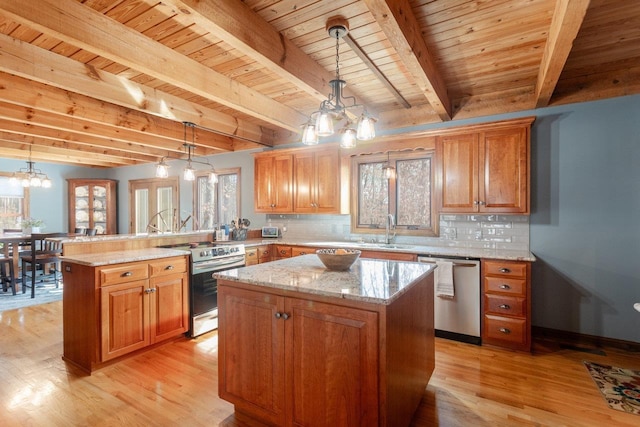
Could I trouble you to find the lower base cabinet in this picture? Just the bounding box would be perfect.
[218,275,434,427]
[63,255,189,372]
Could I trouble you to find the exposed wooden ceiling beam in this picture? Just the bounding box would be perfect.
[0,32,271,149]
[161,0,365,108]
[0,140,128,167]
[0,0,307,133]
[535,0,590,108]
[362,0,452,121]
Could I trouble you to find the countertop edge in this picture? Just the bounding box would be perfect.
[61,248,191,266]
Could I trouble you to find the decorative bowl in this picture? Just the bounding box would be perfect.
[316,248,361,271]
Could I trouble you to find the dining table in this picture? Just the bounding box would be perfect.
[0,232,30,293]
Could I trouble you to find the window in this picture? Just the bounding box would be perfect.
[0,174,29,230]
[351,150,436,237]
[195,168,240,230]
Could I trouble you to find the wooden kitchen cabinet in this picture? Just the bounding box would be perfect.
[63,255,189,373]
[293,148,340,213]
[360,249,417,261]
[244,248,259,265]
[481,259,531,351]
[254,153,293,213]
[273,245,292,259]
[68,179,117,234]
[437,118,532,214]
[218,286,379,426]
[291,246,318,257]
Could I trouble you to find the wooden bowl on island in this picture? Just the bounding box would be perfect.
[316,248,361,271]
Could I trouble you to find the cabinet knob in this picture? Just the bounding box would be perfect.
[498,304,511,309]
[473,200,479,205]
[282,313,289,320]
[499,284,511,290]
[275,312,281,319]
[280,250,287,255]
[478,201,486,205]
[499,327,511,334]
[122,271,133,277]
[165,265,174,270]
[499,268,511,273]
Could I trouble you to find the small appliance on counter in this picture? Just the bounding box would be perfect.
[261,225,279,238]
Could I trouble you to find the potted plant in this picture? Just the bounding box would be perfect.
[21,217,45,234]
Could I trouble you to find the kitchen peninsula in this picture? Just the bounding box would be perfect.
[216,255,435,427]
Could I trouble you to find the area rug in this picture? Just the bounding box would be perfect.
[0,280,63,312]
[584,361,640,415]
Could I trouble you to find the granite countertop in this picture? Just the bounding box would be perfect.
[233,238,536,262]
[51,230,215,244]
[60,248,191,266]
[215,254,435,305]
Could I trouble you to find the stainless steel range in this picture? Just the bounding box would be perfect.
[161,242,245,337]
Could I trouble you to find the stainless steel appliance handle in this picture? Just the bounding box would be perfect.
[192,256,245,274]
[417,258,478,268]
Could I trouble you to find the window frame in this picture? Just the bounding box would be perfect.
[193,167,241,230]
[0,172,30,230]
[350,149,438,237]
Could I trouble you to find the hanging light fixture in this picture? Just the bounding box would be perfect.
[383,151,395,179]
[9,144,52,188]
[301,17,376,148]
[155,122,218,183]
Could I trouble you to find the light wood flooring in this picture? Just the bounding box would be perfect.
[1,301,638,426]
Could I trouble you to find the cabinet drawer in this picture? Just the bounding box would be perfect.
[483,260,527,278]
[274,245,292,258]
[245,249,258,265]
[483,315,527,346]
[484,294,526,317]
[149,257,187,277]
[292,247,317,257]
[100,263,149,286]
[484,277,526,296]
[257,246,271,261]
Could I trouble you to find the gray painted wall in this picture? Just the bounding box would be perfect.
[2,94,639,343]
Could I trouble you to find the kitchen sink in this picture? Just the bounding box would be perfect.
[304,242,414,250]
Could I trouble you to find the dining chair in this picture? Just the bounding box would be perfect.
[0,255,16,295]
[21,232,68,299]
[85,228,98,236]
[74,227,86,234]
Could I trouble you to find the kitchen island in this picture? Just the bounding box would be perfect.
[215,255,435,427]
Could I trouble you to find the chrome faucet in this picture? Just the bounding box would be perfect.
[385,214,396,244]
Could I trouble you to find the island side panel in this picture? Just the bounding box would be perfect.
[62,262,100,372]
[381,271,435,427]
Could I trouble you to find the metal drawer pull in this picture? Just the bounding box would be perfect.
[499,268,511,273]
[499,284,511,290]
[165,265,174,270]
[122,271,133,277]
[499,327,511,334]
[499,304,511,309]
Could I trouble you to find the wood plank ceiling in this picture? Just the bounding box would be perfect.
[0,0,638,168]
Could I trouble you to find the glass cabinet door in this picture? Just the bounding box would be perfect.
[68,179,117,234]
[92,185,108,234]
[74,185,91,230]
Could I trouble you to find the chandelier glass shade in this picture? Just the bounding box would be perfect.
[301,19,376,148]
[9,145,52,188]
[155,122,218,183]
[383,151,395,179]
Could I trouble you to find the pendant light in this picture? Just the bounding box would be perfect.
[9,144,52,188]
[300,17,377,148]
[383,151,395,179]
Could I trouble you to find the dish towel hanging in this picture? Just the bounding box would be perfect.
[435,261,455,298]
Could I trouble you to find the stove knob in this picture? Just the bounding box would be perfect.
[200,250,209,257]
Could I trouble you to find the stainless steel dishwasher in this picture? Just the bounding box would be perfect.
[418,255,481,345]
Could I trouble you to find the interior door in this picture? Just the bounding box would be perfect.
[129,178,179,233]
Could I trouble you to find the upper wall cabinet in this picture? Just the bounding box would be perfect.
[68,179,117,234]
[437,118,533,214]
[293,148,340,214]
[254,146,341,214]
[254,153,293,213]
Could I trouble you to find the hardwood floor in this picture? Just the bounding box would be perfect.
[1,301,638,426]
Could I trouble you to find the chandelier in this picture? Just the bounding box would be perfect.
[9,144,52,188]
[155,122,218,183]
[301,18,376,148]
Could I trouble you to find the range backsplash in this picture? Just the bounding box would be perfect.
[265,214,529,252]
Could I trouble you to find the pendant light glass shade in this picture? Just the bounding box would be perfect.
[183,162,196,181]
[356,114,376,141]
[301,122,319,145]
[155,159,169,178]
[383,151,395,179]
[9,147,53,189]
[340,128,357,149]
[209,171,218,184]
[315,112,334,137]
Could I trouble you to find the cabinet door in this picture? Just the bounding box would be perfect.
[68,179,117,234]
[438,133,479,212]
[254,154,293,213]
[150,273,188,343]
[314,149,340,213]
[286,298,379,426]
[218,286,286,426]
[101,279,150,362]
[293,152,315,213]
[479,127,528,213]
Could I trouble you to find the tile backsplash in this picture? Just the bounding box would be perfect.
[266,214,529,251]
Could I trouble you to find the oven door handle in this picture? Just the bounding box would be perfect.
[192,257,245,274]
